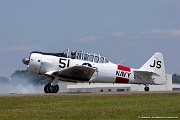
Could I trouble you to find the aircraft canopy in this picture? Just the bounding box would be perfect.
[30,49,110,63]
[72,50,109,63]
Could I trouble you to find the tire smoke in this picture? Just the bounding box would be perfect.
[0,70,49,94]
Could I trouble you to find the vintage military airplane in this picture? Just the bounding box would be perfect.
[22,49,166,93]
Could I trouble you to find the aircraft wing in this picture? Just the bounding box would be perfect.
[133,69,160,76]
[45,66,97,82]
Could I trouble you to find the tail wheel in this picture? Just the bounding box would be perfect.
[144,87,149,91]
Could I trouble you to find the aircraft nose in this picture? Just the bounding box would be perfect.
[22,57,30,65]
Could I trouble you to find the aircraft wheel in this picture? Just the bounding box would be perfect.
[144,87,149,91]
[49,85,59,93]
[44,84,50,93]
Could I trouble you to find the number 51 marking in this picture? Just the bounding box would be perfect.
[59,58,70,68]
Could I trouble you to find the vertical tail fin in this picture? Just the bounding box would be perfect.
[140,52,165,75]
[140,52,166,84]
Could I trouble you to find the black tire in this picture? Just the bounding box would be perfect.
[144,87,149,91]
[44,84,50,93]
[49,85,59,93]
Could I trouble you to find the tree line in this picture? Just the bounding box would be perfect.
[0,70,180,84]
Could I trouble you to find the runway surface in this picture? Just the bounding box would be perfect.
[0,91,180,97]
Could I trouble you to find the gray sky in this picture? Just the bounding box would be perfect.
[0,0,180,78]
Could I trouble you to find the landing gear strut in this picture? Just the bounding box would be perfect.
[44,78,59,93]
[144,84,150,91]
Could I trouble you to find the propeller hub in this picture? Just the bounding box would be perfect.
[22,57,30,65]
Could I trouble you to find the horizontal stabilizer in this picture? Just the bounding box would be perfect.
[133,69,160,76]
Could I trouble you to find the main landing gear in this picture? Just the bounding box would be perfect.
[44,78,59,93]
[144,84,150,91]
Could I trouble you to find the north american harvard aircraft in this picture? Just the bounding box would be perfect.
[22,49,166,93]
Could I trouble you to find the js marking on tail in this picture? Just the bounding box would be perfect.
[150,60,162,68]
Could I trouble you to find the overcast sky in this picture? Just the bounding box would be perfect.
[0,0,180,78]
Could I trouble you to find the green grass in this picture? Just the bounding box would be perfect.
[0,93,180,120]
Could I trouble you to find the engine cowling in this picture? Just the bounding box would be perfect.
[27,52,42,75]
